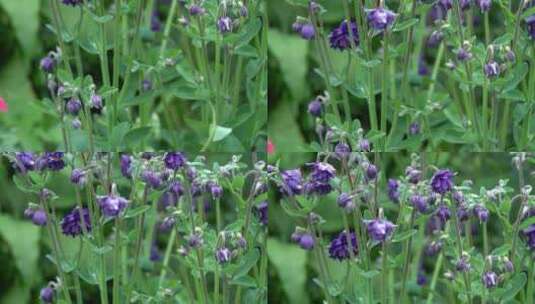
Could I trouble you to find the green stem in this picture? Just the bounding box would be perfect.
[381,30,390,149]
[527,257,535,304]
[426,251,444,304]
[158,228,176,289]
[159,0,178,58]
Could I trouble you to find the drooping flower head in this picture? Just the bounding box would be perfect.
[307,98,323,117]
[366,8,396,31]
[14,152,35,173]
[164,152,186,170]
[427,30,444,48]
[411,194,428,213]
[297,233,315,250]
[120,154,133,179]
[473,204,489,222]
[29,208,48,226]
[43,152,66,171]
[40,55,56,73]
[310,162,336,183]
[280,169,303,196]
[335,142,351,159]
[430,169,454,194]
[300,23,316,40]
[255,201,268,226]
[526,15,535,39]
[40,285,55,303]
[329,20,360,50]
[62,0,84,6]
[477,0,491,12]
[522,224,535,250]
[217,16,233,33]
[387,179,400,203]
[456,256,471,272]
[328,231,359,261]
[215,247,232,263]
[61,207,92,237]
[189,4,205,16]
[484,60,500,78]
[366,219,395,242]
[482,271,498,288]
[98,194,129,218]
[142,170,163,189]
[70,168,86,186]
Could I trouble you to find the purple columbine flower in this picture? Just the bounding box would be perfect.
[66,98,82,115]
[255,201,268,226]
[120,154,132,179]
[484,60,500,78]
[329,20,359,50]
[328,231,359,261]
[142,79,153,91]
[91,94,103,110]
[359,139,371,152]
[98,194,129,218]
[335,142,351,159]
[44,152,65,171]
[159,190,178,210]
[473,204,489,222]
[72,118,82,129]
[387,179,400,203]
[300,23,315,40]
[428,4,447,23]
[304,181,332,195]
[151,11,162,32]
[365,163,378,180]
[215,247,232,263]
[209,182,223,199]
[307,99,323,117]
[436,204,451,223]
[366,219,395,242]
[40,55,56,73]
[426,215,446,234]
[406,167,422,184]
[142,170,163,189]
[40,286,55,303]
[456,256,471,272]
[298,233,315,250]
[70,168,86,186]
[482,271,498,288]
[505,49,516,62]
[477,0,491,12]
[31,209,48,226]
[281,169,303,196]
[460,0,472,10]
[159,217,176,232]
[417,272,428,286]
[453,191,465,204]
[522,224,535,250]
[15,152,35,173]
[427,30,444,48]
[425,240,443,256]
[217,16,233,33]
[164,152,186,170]
[457,47,472,61]
[189,4,205,16]
[366,8,396,31]
[457,204,470,222]
[150,244,162,261]
[411,194,428,213]
[61,207,91,237]
[337,192,355,211]
[418,57,429,76]
[526,15,535,39]
[430,169,454,194]
[188,232,204,248]
[439,0,453,9]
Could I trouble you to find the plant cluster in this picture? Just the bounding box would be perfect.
[35,0,266,152]
[269,151,535,303]
[269,0,535,152]
[5,151,268,303]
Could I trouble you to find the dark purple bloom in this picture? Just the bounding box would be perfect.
[210,182,223,199]
[453,191,465,204]
[298,233,315,250]
[98,194,129,218]
[300,23,315,40]
[188,232,203,248]
[436,205,451,223]
[164,152,186,170]
[478,0,491,12]
[329,20,359,50]
[430,169,454,194]
[120,154,132,179]
[484,60,500,78]
[482,271,498,288]
[417,272,428,286]
[505,49,516,62]
[428,4,448,23]
[189,4,205,16]
[151,11,162,32]
[456,256,471,272]
[40,55,56,73]
[457,204,470,222]
[292,21,303,33]
[418,57,429,76]
[215,247,232,263]
[366,8,396,31]
[440,0,453,9]
[460,0,471,10]
[425,240,443,256]
[44,152,65,171]
[427,30,444,48]
[526,15,535,39]
[522,224,535,250]
[91,94,103,109]
[62,0,83,6]
[328,231,359,261]
[426,215,446,234]
[281,169,303,196]
[32,209,48,226]
[307,99,323,117]
[142,170,162,189]
[457,48,472,61]
[255,201,268,226]
[150,244,162,261]
[40,286,54,303]
[304,181,333,196]
[473,204,489,222]
[365,163,378,180]
[66,98,82,115]
[159,191,178,209]
[61,207,91,237]
[70,168,86,186]
[15,152,35,173]
[359,139,371,152]
[217,17,233,33]
[335,142,351,159]
[411,194,428,213]
[366,219,395,242]
[387,179,400,203]
[159,217,176,232]
[337,192,353,208]
[406,167,422,184]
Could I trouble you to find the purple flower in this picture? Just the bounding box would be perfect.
[453,191,465,204]
[436,204,451,223]
[240,5,248,17]
[90,94,103,110]
[98,194,129,218]
[215,247,232,263]
[209,182,223,199]
[40,286,55,303]
[430,169,454,194]
[159,191,178,210]
[298,233,315,250]
[31,209,48,226]
[439,0,453,9]
[387,179,400,203]
[526,15,535,39]
[484,60,500,78]
[61,207,91,237]
[15,152,35,173]
[189,4,205,16]
[329,20,360,50]
[120,154,132,179]
[359,139,371,152]
[366,8,396,31]
[309,162,335,182]
[411,194,427,213]
[255,201,268,226]
[188,232,203,248]
[281,169,303,196]
[482,271,498,288]
[457,47,472,61]
[427,30,444,48]
[40,55,56,73]
[300,23,315,40]
[425,240,443,256]
[304,181,333,196]
[337,192,353,208]
[478,0,491,12]
[365,163,378,180]
[159,217,176,232]
[426,215,446,234]
[62,0,83,6]
[44,152,65,171]
[72,118,82,129]
[328,231,359,261]
[142,79,153,92]
[70,168,86,186]
[417,272,428,286]
[428,4,447,23]
[164,152,186,170]
[473,204,489,222]
[307,99,323,117]
[151,11,162,32]
[217,17,233,33]
[142,170,163,189]
[66,98,82,115]
[456,256,471,272]
[366,219,395,242]
[406,167,422,184]
[150,244,162,261]
[522,224,535,250]
[457,204,470,222]
[335,142,351,159]
[418,57,429,76]
[461,0,472,10]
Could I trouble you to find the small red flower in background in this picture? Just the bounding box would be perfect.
[267,139,275,155]
[0,97,7,112]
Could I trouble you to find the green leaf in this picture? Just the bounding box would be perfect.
[392,229,417,243]
[124,205,151,219]
[393,18,419,32]
[267,238,309,304]
[213,126,233,142]
[122,127,152,148]
[232,249,260,279]
[497,272,527,301]
[0,0,40,56]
